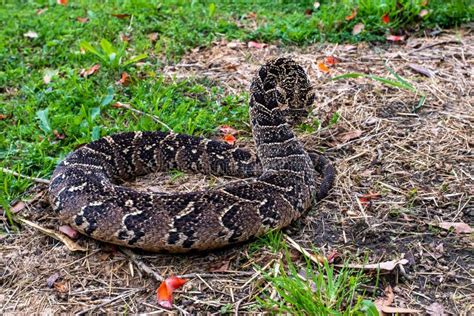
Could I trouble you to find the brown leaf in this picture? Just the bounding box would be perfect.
[148,33,159,42]
[408,63,434,77]
[374,285,394,312]
[210,260,231,272]
[23,31,39,38]
[10,201,26,213]
[54,281,68,293]
[352,23,364,35]
[79,64,100,78]
[345,9,357,21]
[112,101,130,109]
[318,62,330,73]
[116,72,131,86]
[47,272,60,288]
[427,302,445,316]
[337,129,363,143]
[76,17,89,23]
[386,34,405,42]
[111,13,131,19]
[247,41,267,49]
[436,222,473,234]
[59,225,79,239]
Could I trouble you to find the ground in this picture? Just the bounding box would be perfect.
[1,26,472,314]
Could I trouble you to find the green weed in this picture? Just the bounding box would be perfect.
[260,252,378,315]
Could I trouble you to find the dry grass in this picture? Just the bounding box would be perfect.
[1,27,473,314]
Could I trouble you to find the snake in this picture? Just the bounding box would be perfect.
[48,58,335,253]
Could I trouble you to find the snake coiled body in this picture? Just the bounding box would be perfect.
[48,58,335,252]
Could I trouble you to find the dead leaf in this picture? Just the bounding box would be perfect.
[223,134,236,145]
[111,13,131,19]
[382,306,422,314]
[421,0,429,5]
[23,31,38,39]
[318,62,330,73]
[358,192,381,205]
[386,34,405,42]
[53,130,65,140]
[326,250,340,263]
[336,258,409,271]
[54,281,68,293]
[79,64,100,78]
[247,41,267,49]
[419,9,429,17]
[382,13,390,24]
[343,44,357,51]
[10,201,26,213]
[57,0,68,5]
[408,63,434,77]
[218,125,238,135]
[18,218,86,252]
[246,12,257,19]
[156,276,188,309]
[345,9,357,21]
[116,72,131,86]
[76,17,89,23]
[148,33,159,42]
[352,23,364,35]
[436,222,473,234]
[325,56,339,66]
[210,260,231,272]
[337,129,363,143]
[374,285,394,313]
[47,272,60,288]
[59,225,79,239]
[36,8,48,15]
[112,101,130,109]
[427,302,445,316]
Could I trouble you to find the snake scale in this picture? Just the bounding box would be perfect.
[48,58,335,252]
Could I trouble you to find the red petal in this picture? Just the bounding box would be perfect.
[325,56,338,66]
[156,276,188,309]
[166,276,188,291]
[223,134,236,145]
[382,14,390,24]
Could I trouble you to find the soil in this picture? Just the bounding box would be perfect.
[1,28,473,314]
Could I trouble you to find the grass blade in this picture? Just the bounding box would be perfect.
[123,53,148,66]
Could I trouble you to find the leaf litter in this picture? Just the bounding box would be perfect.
[1,30,473,314]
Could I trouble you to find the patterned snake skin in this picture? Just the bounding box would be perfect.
[48,58,335,252]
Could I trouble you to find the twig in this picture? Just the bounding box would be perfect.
[113,102,172,131]
[285,235,325,265]
[75,289,143,315]
[1,167,50,184]
[119,248,164,282]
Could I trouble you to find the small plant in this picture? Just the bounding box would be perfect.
[80,39,147,69]
[260,252,378,315]
[249,230,284,254]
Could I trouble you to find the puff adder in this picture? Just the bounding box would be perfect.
[48,58,335,252]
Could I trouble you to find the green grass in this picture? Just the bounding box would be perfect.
[259,250,378,315]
